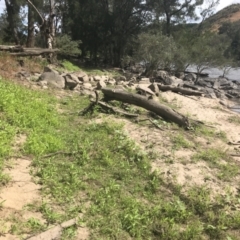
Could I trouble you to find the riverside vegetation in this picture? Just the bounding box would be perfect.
[0,58,240,240]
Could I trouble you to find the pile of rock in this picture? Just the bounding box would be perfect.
[15,65,240,101]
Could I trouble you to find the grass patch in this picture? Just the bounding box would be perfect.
[228,115,240,125]
[194,125,227,142]
[171,133,194,150]
[0,78,64,186]
[192,148,238,181]
[59,60,121,77]
[1,78,240,239]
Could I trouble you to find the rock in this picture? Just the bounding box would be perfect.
[196,79,212,88]
[81,89,94,96]
[167,76,183,86]
[219,100,229,107]
[139,78,151,84]
[97,80,106,89]
[215,90,227,99]
[116,76,127,81]
[107,79,116,86]
[183,73,197,82]
[37,80,48,86]
[82,82,93,90]
[94,75,104,81]
[182,83,201,91]
[44,66,59,74]
[38,72,65,89]
[213,79,219,89]
[136,84,155,96]
[148,83,160,95]
[175,72,185,79]
[154,70,168,80]
[74,71,89,82]
[64,74,80,90]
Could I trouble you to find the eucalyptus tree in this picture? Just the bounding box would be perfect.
[146,0,219,35]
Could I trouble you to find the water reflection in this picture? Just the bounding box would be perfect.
[186,66,240,82]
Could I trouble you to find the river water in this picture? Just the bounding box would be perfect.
[187,66,240,113]
[186,66,240,82]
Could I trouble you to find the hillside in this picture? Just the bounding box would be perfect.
[204,3,240,31]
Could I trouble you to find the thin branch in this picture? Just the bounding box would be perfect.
[26,0,45,26]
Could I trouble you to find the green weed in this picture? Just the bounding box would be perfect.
[171,133,194,150]
[228,115,240,125]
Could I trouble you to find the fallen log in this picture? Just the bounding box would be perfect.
[10,48,59,56]
[157,84,203,96]
[184,70,209,77]
[101,88,190,128]
[0,45,23,51]
[96,100,139,117]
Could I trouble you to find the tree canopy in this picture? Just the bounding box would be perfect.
[0,0,236,70]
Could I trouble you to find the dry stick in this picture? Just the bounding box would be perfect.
[79,90,99,115]
[228,142,240,146]
[137,118,164,131]
[26,217,81,240]
[230,154,240,157]
[41,151,78,159]
[95,100,139,118]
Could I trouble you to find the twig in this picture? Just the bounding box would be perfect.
[96,100,139,117]
[228,142,240,146]
[25,217,79,240]
[230,154,240,157]
[136,118,164,131]
[41,151,79,158]
[79,91,99,115]
[181,94,199,101]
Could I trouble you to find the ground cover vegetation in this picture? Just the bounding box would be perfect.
[0,73,239,239]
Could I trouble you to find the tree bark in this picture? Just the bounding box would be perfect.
[101,88,190,128]
[10,48,59,56]
[157,85,203,96]
[4,0,20,45]
[26,2,35,47]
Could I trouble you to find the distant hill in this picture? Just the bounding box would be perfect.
[203,4,240,31]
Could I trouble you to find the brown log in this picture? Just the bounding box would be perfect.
[10,48,59,56]
[101,88,190,128]
[0,45,23,51]
[157,84,203,96]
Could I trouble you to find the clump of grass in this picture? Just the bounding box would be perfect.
[60,60,80,72]
[194,125,227,142]
[193,148,227,164]
[0,78,64,186]
[171,133,194,150]
[192,148,238,181]
[228,115,240,125]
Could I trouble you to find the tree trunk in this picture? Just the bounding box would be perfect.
[5,0,20,45]
[101,88,190,128]
[157,85,203,96]
[26,3,35,47]
[166,15,171,36]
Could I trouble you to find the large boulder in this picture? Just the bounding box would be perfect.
[148,83,160,95]
[183,73,197,82]
[97,80,106,89]
[154,70,168,81]
[63,73,80,90]
[139,77,151,85]
[38,72,65,89]
[166,76,183,86]
[75,71,89,82]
